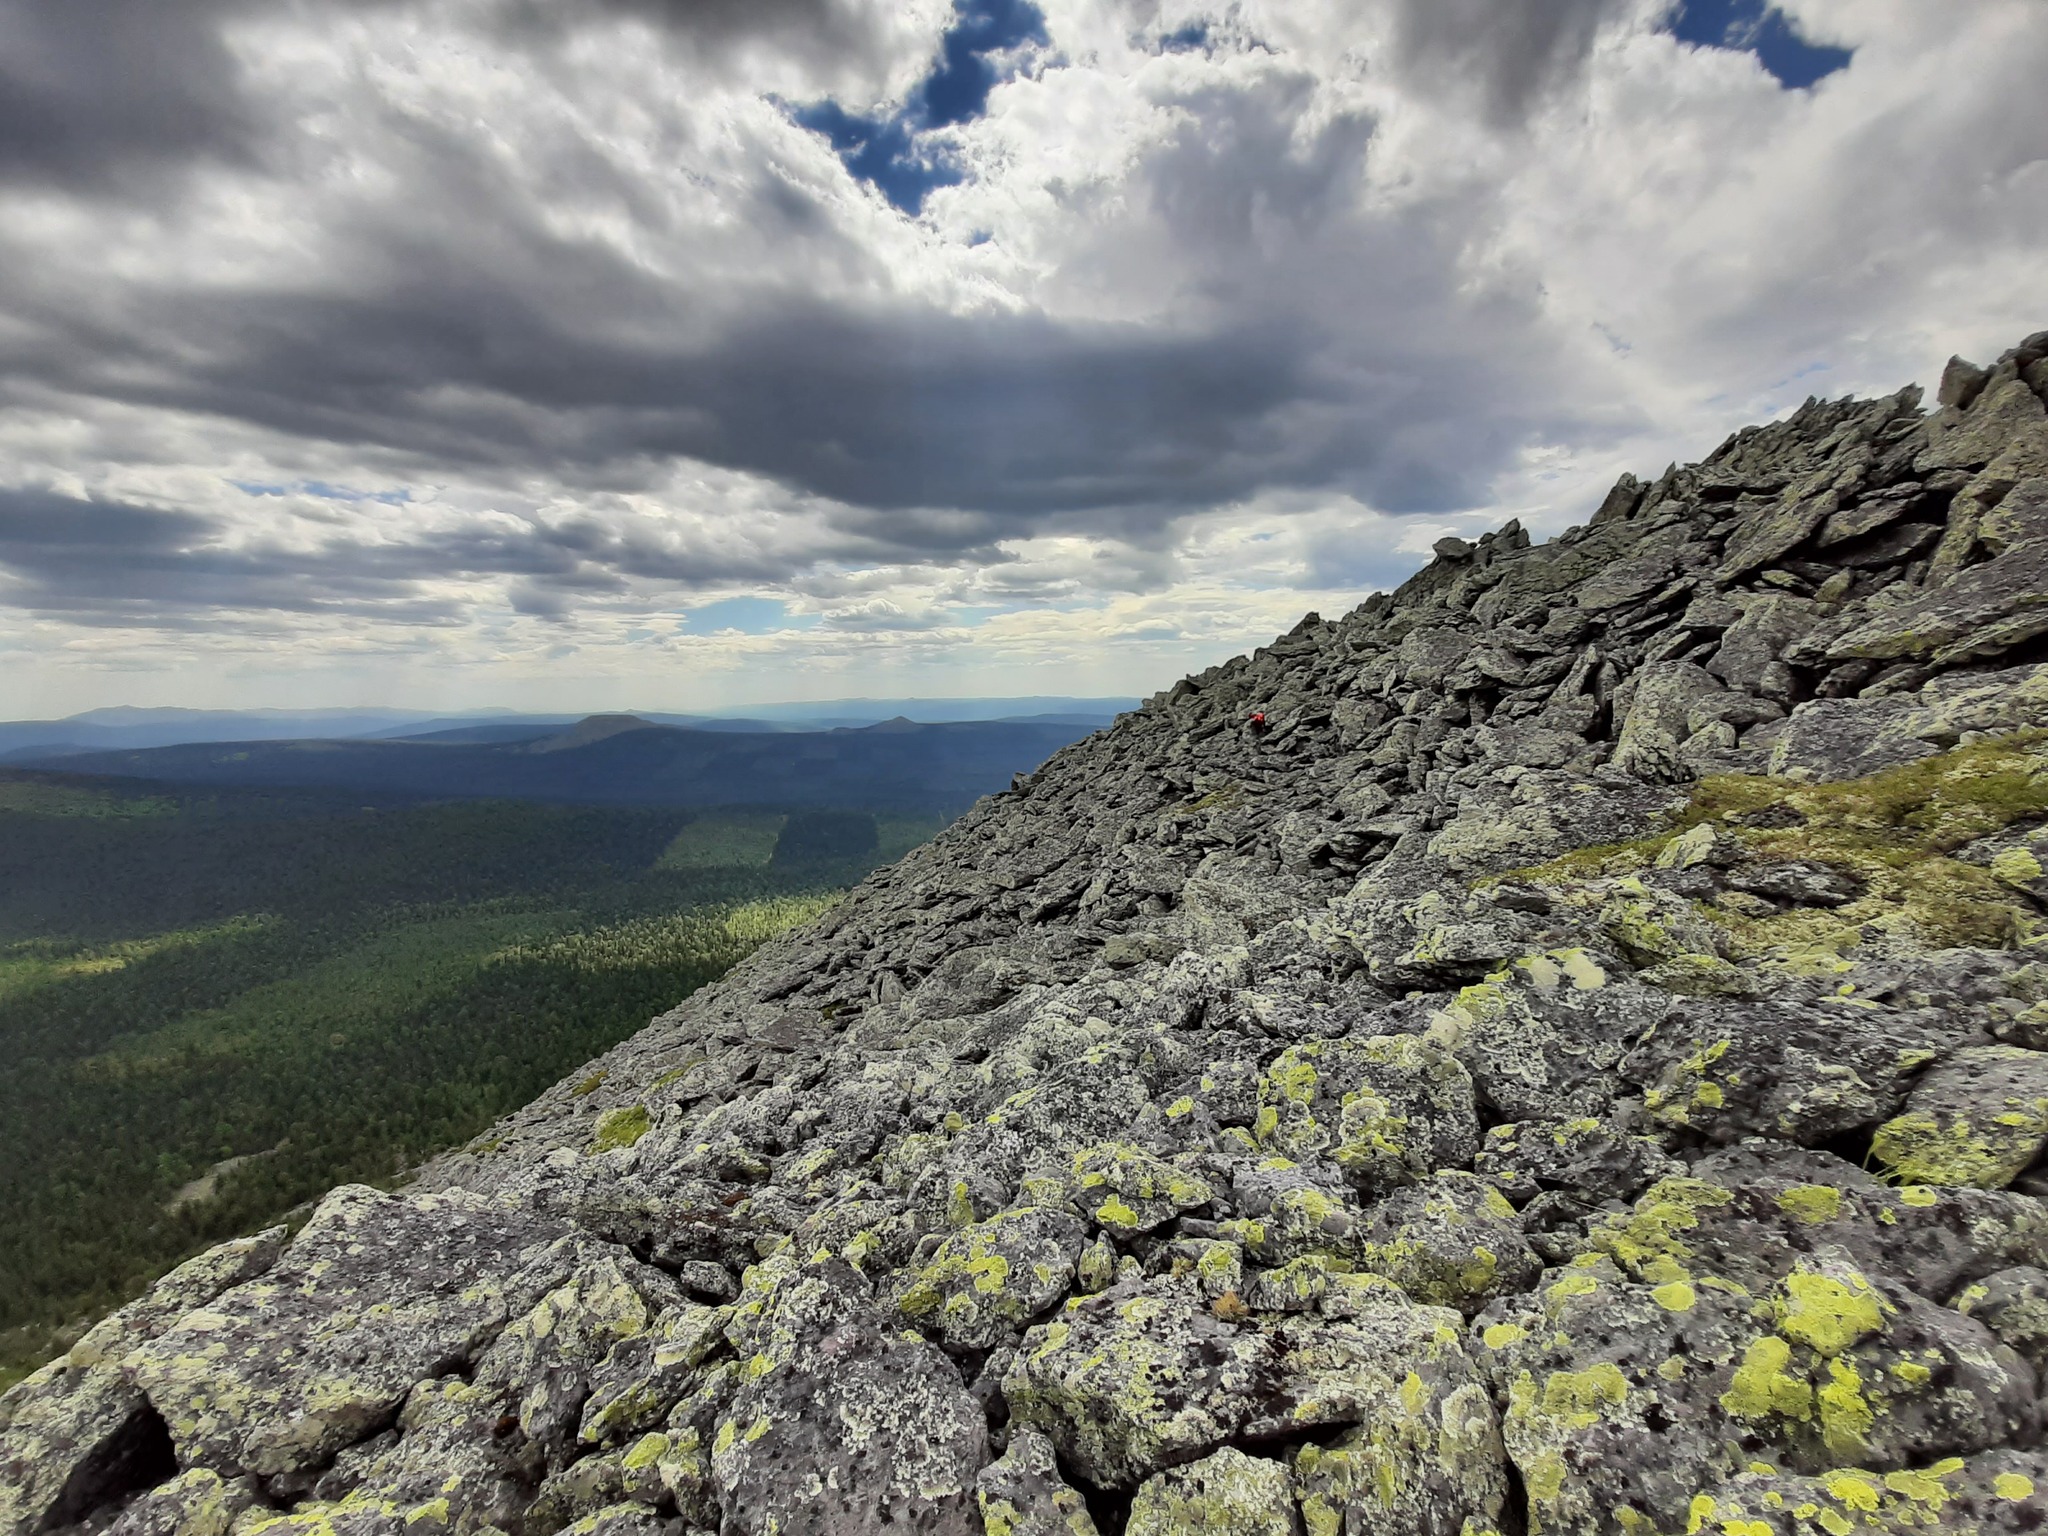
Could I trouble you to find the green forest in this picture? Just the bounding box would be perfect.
[0,769,944,1386]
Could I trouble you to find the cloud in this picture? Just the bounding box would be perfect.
[0,0,2043,715]
[0,1,259,191]
[0,0,940,196]
[1383,0,1633,124]
[0,29,1615,544]
[0,482,837,625]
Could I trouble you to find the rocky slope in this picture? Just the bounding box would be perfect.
[10,332,2048,1536]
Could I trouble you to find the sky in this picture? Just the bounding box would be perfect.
[0,0,2043,717]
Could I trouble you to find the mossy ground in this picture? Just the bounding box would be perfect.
[1493,735,2048,957]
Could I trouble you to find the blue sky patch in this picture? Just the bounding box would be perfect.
[232,479,412,505]
[1666,0,1853,89]
[683,596,815,634]
[791,0,1049,215]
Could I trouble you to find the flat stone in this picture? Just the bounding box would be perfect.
[126,1186,614,1477]
[711,1258,985,1536]
[1872,1046,2048,1189]
[1126,1448,1293,1536]
[1829,540,2048,663]
[1006,1279,1271,1490]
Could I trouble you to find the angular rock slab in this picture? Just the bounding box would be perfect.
[1006,1279,1271,1490]
[892,1207,1087,1351]
[1126,1447,1293,1536]
[1872,1046,2048,1188]
[101,1468,256,1536]
[0,1230,283,1536]
[1830,540,2048,665]
[710,1258,985,1536]
[975,1427,1100,1536]
[1625,998,1969,1147]
[1262,1304,1510,1536]
[126,1185,612,1477]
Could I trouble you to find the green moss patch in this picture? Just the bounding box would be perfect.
[1494,735,2048,956]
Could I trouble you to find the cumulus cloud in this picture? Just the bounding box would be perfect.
[0,0,2042,713]
[1384,0,1632,122]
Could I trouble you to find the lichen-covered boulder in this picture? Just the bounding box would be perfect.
[523,1450,647,1536]
[125,1185,614,1477]
[1223,1158,1366,1268]
[911,1064,1160,1229]
[1242,1299,1511,1535]
[1954,1266,2048,1368]
[892,1207,1088,1349]
[1670,1448,2048,1536]
[1290,1368,1508,1536]
[1239,1035,1480,1198]
[1613,660,1781,781]
[1475,1119,1679,1212]
[974,1427,1100,1536]
[577,1299,731,1448]
[1477,1172,2044,1536]
[473,1255,673,1462]
[1960,821,2048,911]
[307,1376,530,1535]
[1626,999,1967,1147]
[1432,965,1668,1122]
[710,1258,985,1535]
[101,1468,256,1536]
[1066,1143,1213,1239]
[1871,1046,2048,1188]
[1005,1279,1272,1489]
[1582,1176,2048,1307]
[556,1504,665,1536]
[1357,1172,1541,1315]
[0,1230,284,1536]
[1125,1447,1293,1536]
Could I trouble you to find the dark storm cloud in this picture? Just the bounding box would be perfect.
[0,485,818,624]
[493,0,886,62]
[1386,0,1631,123]
[0,0,258,189]
[5,273,1541,536]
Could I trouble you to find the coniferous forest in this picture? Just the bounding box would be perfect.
[0,769,941,1384]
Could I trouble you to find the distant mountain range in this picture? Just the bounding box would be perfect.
[0,698,1136,763]
[8,713,1112,813]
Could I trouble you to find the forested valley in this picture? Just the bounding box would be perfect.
[0,770,940,1385]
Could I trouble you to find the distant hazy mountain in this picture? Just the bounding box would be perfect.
[0,698,1137,761]
[0,708,461,760]
[19,715,1103,813]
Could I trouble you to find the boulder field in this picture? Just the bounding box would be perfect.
[10,333,2048,1536]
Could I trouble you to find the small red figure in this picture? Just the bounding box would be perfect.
[1248,711,1269,733]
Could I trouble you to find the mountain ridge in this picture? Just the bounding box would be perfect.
[7,331,2048,1536]
[0,702,1145,762]
[10,718,1104,815]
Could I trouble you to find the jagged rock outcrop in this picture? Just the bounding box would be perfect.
[9,332,2048,1536]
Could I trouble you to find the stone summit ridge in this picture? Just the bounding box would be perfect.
[10,332,2048,1536]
